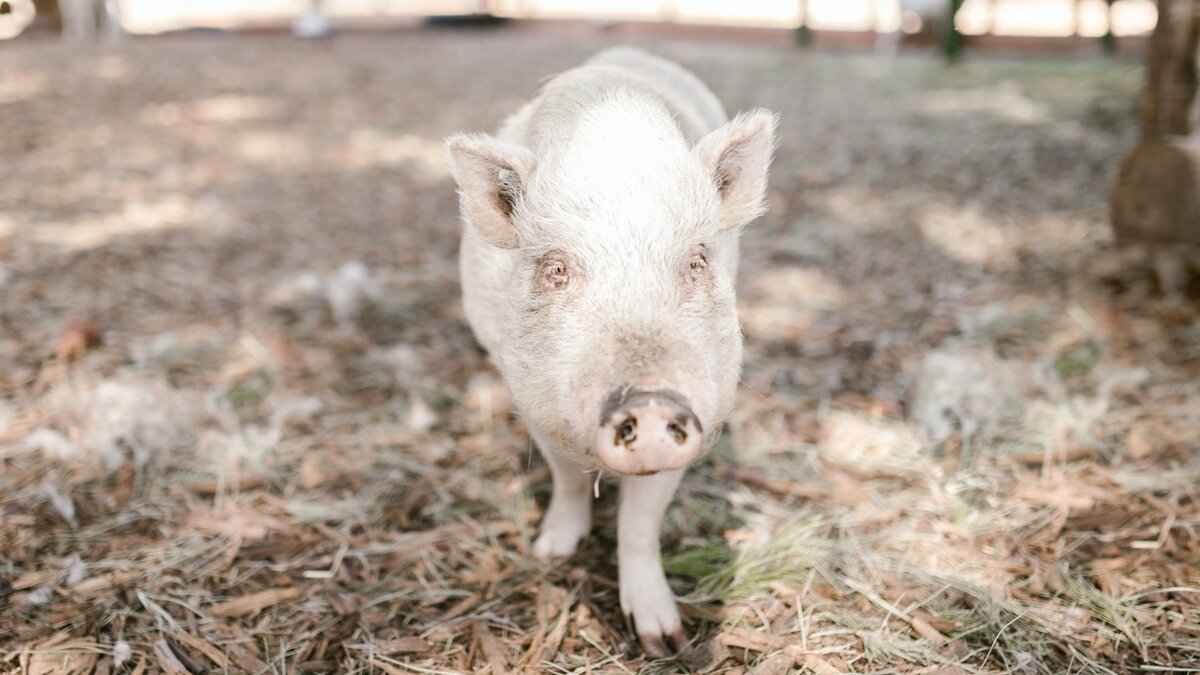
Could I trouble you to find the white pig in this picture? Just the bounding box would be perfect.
[446,47,776,655]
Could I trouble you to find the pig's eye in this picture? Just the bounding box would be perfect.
[536,255,571,290]
[688,247,709,273]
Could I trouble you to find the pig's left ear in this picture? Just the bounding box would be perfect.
[445,133,535,249]
[694,109,779,232]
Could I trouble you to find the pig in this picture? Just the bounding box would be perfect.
[446,47,776,655]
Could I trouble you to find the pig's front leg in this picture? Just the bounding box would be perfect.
[532,437,594,559]
[619,469,687,656]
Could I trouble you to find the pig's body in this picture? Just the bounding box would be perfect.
[449,48,776,655]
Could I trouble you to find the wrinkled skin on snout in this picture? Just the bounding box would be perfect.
[447,47,777,657]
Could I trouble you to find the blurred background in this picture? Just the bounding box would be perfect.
[1,0,1161,48]
[4,1,1200,674]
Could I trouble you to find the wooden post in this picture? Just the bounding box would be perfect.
[940,0,965,62]
[1101,0,1117,54]
[1110,0,1200,245]
[795,0,811,47]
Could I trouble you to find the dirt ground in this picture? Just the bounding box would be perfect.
[2,25,1198,674]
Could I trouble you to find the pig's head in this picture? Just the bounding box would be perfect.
[448,100,777,475]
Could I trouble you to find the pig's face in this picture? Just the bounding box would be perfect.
[449,105,777,475]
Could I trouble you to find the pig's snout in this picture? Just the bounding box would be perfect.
[594,388,703,476]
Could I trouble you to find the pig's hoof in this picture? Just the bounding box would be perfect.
[621,578,686,656]
[532,523,588,560]
[630,616,688,657]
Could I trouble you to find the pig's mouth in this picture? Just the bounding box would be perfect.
[592,386,704,476]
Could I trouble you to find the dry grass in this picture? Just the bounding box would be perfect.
[2,26,1198,674]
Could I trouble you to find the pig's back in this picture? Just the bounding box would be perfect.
[584,47,727,140]
[578,49,741,278]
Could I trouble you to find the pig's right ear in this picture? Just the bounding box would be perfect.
[445,134,535,249]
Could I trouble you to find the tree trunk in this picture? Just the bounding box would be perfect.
[1111,138,1200,245]
[1139,0,1199,137]
[1110,0,1200,245]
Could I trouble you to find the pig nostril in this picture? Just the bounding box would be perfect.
[666,421,687,445]
[616,417,637,446]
